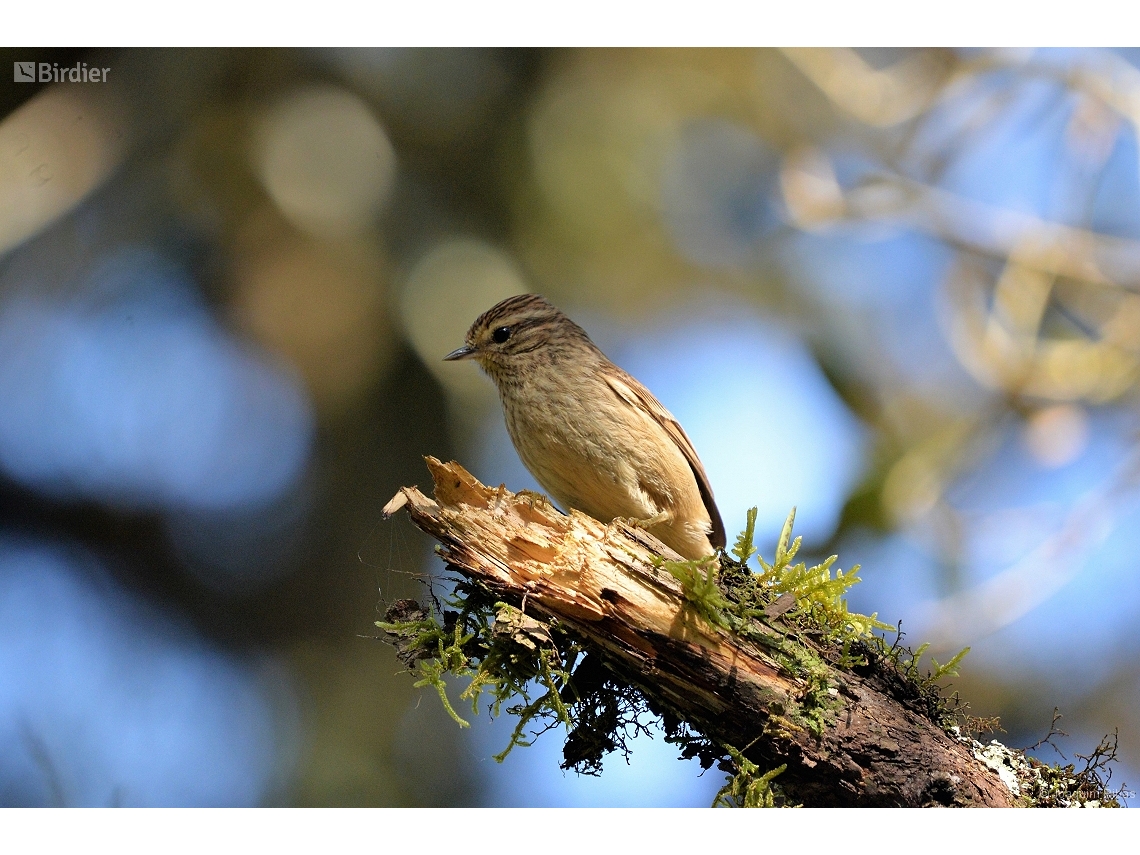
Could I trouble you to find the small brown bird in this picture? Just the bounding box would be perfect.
[445,294,725,560]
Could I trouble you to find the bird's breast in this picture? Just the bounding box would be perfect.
[497,373,696,525]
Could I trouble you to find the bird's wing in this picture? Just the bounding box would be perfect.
[604,372,726,550]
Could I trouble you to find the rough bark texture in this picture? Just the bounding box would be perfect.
[384,457,1017,807]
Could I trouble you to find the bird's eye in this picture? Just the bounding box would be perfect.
[492,326,512,344]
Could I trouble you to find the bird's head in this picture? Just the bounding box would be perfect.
[444,294,595,382]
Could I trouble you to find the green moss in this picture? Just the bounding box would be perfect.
[713,746,788,808]
[654,553,730,629]
[718,507,893,645]
[377,592,577,759]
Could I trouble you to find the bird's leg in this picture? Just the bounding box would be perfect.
[621,510,672,529]
[515,489,554,510]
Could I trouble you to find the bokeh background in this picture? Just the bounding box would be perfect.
[1,47,1138,806]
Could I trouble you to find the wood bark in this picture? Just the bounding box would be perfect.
[383,457,1017,807]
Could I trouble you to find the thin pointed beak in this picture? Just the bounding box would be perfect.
[444,344,477,361]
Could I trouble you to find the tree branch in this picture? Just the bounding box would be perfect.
[381,457,1095,807]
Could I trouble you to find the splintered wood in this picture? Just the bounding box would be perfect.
[384,457,1017,807]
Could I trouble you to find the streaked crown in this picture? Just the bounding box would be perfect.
[446,294,597,378]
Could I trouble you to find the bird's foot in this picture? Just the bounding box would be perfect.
[617,511,671,530]
[515,489,554,509]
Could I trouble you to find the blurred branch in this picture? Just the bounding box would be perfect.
[779,48,954,128]
[781,156,1140,293]
[977,50,1140,132]
[784,47,1140,136]
[782,157,1140,406]
[382,457,1022,807]
[916,448,1140,649]
[846,174,1140,291]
